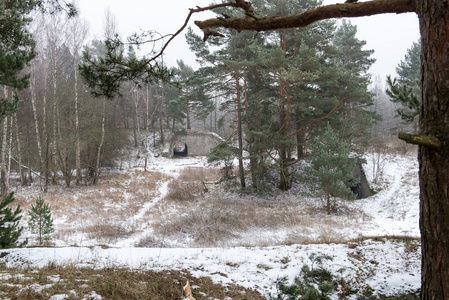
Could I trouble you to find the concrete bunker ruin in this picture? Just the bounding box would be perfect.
[166,130,224,158]
[350,158,373,199]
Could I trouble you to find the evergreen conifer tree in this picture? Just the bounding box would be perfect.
[303,123,357,214]
[0,1,76,117]
[386,39,421,130]
[28,197,54,245]
[0,0,36,116]
[331,19,377,146]
[0,193,27,248]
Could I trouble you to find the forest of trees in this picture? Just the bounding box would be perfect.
[185,0,389,192]
[0,0,412,196]
[3,0,449,297]
[0,9,220,193]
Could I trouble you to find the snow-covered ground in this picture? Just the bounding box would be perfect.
[0,148,421,299]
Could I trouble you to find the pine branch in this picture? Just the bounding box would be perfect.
[195,0,415,40]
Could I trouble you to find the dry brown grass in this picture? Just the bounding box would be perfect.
[0,263,264,300]
[165,179,205,202]
[156,197,249,246]
[154,192,358,247]
[369,136,418,155]
[12,161,364,248]
[14,170,169,246]
[165,167,220,202]
[83,219,135,244]
[177,167,220,182]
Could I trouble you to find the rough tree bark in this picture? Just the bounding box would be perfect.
[235,70,246,188]
[415,0,449,297]
[194,0,447,297]
[194,0,415,32]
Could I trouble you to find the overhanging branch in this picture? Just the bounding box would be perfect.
[195,0,415,39]
[398,132,442,149]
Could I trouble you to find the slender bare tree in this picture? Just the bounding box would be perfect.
[68,15,89,185]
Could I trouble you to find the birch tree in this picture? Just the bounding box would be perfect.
[68,15,88,185]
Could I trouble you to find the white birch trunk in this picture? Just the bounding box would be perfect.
[93,97,106,184]
[70,17,87,185]
[52,45,58,183]
[30,64,44,183]
[13,114,26,186]
[6,116,13,189]
[1,111,8,196]
[74,54,81,184]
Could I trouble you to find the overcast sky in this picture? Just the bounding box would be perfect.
[73,0,420,83]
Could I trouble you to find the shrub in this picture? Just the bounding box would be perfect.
[271,254,335,300]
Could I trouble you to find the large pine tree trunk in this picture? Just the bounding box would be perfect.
[278,32,291,191]
[416,0,449,297]
[278,81,290,191]
[231,33,246,189]
[186,104,191,130]
[235,70,246,189]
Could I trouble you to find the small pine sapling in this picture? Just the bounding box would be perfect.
[302,123,358,214]
[0,192,27,248]
[271,253,335,300]
[28,197,54,245]
[207,142,239,186]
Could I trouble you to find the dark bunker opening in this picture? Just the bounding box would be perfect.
[173,143,188,157]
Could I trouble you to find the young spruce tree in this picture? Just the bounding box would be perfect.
[303,123,357,214]
[28,197,54,245]
[0,193,27,248]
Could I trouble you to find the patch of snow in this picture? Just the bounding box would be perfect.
[0,239,420,298]
[2,146,421,298]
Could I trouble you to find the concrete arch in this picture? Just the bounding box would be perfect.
[169,130,224,157]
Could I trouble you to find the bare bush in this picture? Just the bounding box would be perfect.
[370,136,418,155]
[165,167,219,202]
[165,180,205,202]
[154,194,352,247]
[83,219,134,244]
[156,197,250,246]
[177,167,220,182]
